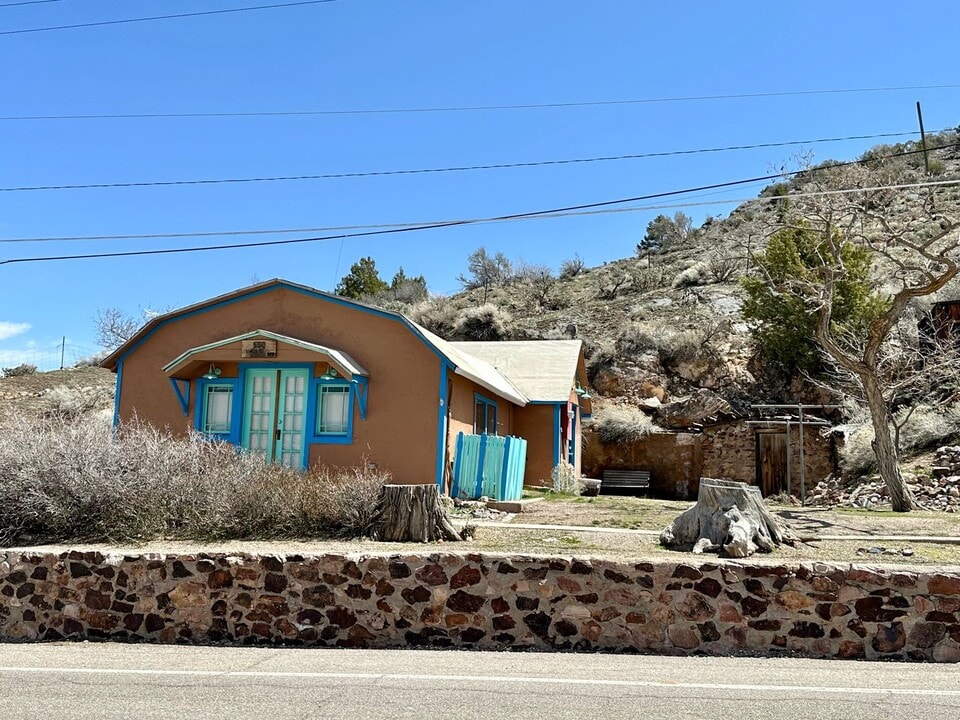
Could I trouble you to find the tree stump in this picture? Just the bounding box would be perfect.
[372,484,463,542]
[659,478,797,558]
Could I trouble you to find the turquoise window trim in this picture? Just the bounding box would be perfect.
[169,378,191,416]
[112,358,123,428]
[307,376,355,446]
[309,379,356,444]
[567,405,578,465]
[194,377,241,445]
[435,361,452,489]
[474,392,498,435]
[552,403,562,466]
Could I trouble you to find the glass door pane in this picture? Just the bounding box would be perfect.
[276,369,309,469]
[243,370,277,459]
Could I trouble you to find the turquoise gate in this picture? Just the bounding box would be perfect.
[451,432,527,501]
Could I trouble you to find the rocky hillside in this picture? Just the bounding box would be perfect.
[410,128,960,424]
[0,366,115,420]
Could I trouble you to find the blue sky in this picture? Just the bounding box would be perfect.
[1,0,959,369]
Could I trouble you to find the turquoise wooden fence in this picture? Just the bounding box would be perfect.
[451,432,527,501]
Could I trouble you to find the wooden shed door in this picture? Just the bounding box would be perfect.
[756,432,787,496]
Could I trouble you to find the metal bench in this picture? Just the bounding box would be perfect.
[601,469,651,494]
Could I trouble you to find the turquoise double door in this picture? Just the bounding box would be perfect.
[240,368,309,469]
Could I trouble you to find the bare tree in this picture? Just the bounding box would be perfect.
[457,247,512,303]
[750,163,959,510]
[94,307,140,350]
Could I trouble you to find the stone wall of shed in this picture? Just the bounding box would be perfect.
[700,422,837,492]
[2,551,958,662]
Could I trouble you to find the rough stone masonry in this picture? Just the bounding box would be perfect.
[1,551,959,662]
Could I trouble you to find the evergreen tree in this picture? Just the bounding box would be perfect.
[335,257,389,299]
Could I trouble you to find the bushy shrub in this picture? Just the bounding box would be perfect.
[615,322,660,357]
[704,251,745,283]
[616,321,723,372]
[73,350,111,368]
[453,303,513,341]
[0,412,388,545]
[559,254,585,279]
[671,263,707,289]
[657,328,707,367]
[551,461,580,495]
[406,296,458,337]
[44,384,114,419]
[2,363,37,378]
[593,405,661,444]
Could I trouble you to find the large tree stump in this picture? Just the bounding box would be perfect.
[372,484,462,542]
[659,478,797,558]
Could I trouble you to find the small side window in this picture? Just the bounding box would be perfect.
[316,384,351,435]
[202,384,234,435]
[474,395,498,435]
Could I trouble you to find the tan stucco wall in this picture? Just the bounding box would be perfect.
[513,404,558,486]
[115,286,443,484]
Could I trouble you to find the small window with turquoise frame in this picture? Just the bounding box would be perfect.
[316,384,351,435]
[474,394,498,435]
[202,384,234,435]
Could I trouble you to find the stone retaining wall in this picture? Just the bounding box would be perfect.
[2,551,959,662]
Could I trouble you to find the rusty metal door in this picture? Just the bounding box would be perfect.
[756,432,787,496]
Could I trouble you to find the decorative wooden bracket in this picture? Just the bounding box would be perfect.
[353,377,369,420]
[169,378,191,416]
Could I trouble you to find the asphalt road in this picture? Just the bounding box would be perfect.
[1,643,959,719]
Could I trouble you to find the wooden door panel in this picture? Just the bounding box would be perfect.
[757,433,787,496]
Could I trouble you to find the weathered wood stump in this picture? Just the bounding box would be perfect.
[659,478,796,558]
[372,484,462,542]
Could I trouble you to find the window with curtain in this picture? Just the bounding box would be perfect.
[202,384,233,434]
[316,384,351,434]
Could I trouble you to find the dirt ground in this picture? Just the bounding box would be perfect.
[517,494,960,537]
[14,495,960,567]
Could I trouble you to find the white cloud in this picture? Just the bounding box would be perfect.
[0,321,30,342]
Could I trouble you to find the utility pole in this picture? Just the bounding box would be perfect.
[916,101,931,175]
[60,336,66,370]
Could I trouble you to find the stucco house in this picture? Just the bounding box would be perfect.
[102,279,590,490]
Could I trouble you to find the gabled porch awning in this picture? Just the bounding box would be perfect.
[162,329,368,379]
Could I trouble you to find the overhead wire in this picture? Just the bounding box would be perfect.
[0,130,938,193]
[2,141,957,265]
[6,178,960,247]
[0,0,66,7]
[0,0,337,35]
[3,84,960,118]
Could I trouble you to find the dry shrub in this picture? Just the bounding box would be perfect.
[593,405,661,444]
[453,303,513,341]
[406,296,458,337]
[43,384,114,419]
[1,363,37,377]
[0,412,387,545]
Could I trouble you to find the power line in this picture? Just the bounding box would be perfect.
[3,143,957,265]
[0,0,66,7]
[0,175,804,263]
[0,130,931,193]
[0,0,337,35]
[4,84,960,119]
[8,177,960,247]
